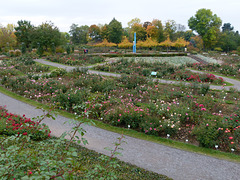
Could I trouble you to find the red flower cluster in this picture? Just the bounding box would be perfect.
[1,106,51,138]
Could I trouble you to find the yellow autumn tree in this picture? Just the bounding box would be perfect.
[146,25,158,40]
[174,37,189,50]
[137,37,158,48]
[159,36,174,52]
[118,36,133,49]
[94,39,117,47]
[0,24,17,50]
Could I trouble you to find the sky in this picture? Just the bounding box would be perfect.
[0,0,239,33]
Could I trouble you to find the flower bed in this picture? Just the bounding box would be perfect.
[0,56,50,77]
[0,106,51,140]
[46,54,105,66]
[93,58,225,85]
[2,70,240,152]
[187,62,240,79]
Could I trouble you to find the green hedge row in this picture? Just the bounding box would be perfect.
[91,53,187,58]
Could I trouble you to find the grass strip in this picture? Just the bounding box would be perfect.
[0,86,239,163]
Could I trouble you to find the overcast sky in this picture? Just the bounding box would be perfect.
[0,0,239,33]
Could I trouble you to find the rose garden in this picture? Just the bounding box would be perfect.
[1,9,240,178]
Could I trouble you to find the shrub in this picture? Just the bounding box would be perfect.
[214,47,223,52]
[9,50,15,57]
[42,51,52,56]
[50,68,67,77]
[192,121,220,148]
[56,47,65,53]
[119,74,148,89]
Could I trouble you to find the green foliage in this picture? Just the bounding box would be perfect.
[69,24,89,44]
[56,46,65,53]
[21,42,27,54]
[108,18,123,44]
[66,44,71,54]
[32,22,62,51]
[14,20,34,48]
[50,68,67,77]
[237,46,240,55]
[119,74,148,89]
[0,106,168,179]
[188,8,222,49]
[192,122,220,148]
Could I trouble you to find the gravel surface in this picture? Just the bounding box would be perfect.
[1,92,240,180]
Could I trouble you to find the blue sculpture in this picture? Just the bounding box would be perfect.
[133,32,136,53]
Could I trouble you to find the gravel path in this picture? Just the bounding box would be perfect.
[1,92,240,180]
[35,59,240,91]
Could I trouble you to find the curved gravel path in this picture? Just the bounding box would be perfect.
[35,59,240,91]
[1,92,240,180]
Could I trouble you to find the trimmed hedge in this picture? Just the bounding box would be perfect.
[91,53,187,58]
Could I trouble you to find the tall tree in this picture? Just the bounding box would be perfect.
[152,19,165,42]
[0,24,17,49]
[146,25,158,39]
[164,20,177,41]
[188,8,222,49]
[131,23,147,41]
[31,22,61,50]
[100,24,109,40]
[127,18,141,28]
[108,18,123,44]
[69,24,89,44]
[89,24,101,42]
[14,20,34,48]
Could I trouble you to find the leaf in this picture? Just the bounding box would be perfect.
[72,152,78,157]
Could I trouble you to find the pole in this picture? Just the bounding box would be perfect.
[133,32,136,53]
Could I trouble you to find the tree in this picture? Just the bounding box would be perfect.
[94,39,117,47]
[217,30,239,52]
[159,36,174,52]
[127,18,141,28]
[100,24,109,40]
[118,36,133,49]
[146,25,158,40]
[69,24,89,44]
[222,23,234,32]
[14,20,34,48]
[188,8,222,49]
[108,18,123,44]
[164,20,177,41]
[190,36,204,50]
[137,37,158,48]
[143,21,152,29]
[0,24,17,50]
[31,22,62,51]
[152,19,165,43]
[89,24,101,43]
[174,37,189,50]
[183,30,195,41]
[60,32,70,45]
[131,23,147,41]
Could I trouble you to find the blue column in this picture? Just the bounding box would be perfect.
[133,32,136,53]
